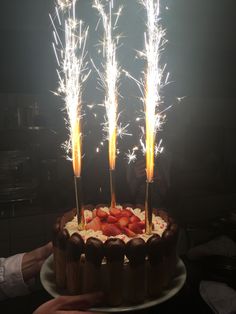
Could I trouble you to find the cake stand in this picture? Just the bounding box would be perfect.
[40,254,186,312]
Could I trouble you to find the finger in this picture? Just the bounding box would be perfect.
[57,292,104,310]
[30,242,53,265]
[39,242,53,259]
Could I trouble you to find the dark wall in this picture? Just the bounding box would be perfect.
[0,0,236,215]
[1,0,236,96]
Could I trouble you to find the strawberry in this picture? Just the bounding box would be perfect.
[100,222,106,231]
[86,217,92,223]
[137,221,145,229]
[110,208,122,217]
[120,209,133,217]
[122,227,136,237]
[117,216,129,228]
[130,215,141,223]
[96,208,108,219]
[85,217,101,231]
[102,223,121,236]
[92,209,97,218]
[128,222,143,234]
[107,215,118,223]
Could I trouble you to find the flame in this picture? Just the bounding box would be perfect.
[72,119,82,177]
[109,124,116,170]
[107,95,117,171]
[145,97,155,182]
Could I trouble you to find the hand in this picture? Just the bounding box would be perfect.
[22,242,53,282]
[33,292,104,314]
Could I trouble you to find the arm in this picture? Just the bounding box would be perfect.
[0,242,52,300]
[0,253,28,300]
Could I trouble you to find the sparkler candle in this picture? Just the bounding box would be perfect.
[141,0,167,234]
[50,0,90,229]
[93,0,122,208]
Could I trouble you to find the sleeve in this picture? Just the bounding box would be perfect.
[0,253,30,300]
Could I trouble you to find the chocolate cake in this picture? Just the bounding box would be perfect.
[52,205,179,306]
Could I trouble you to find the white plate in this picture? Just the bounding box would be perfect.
[40,255,186,312]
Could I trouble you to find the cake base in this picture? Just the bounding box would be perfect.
[52,206,179,305]
[40,254,186,312]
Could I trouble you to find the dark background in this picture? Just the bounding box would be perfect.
[1,0,236,96]
[0,0,236,256]
[0,2,236,314]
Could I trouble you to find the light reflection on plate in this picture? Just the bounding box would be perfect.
[40,255,186,312]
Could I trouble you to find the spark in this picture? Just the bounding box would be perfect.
[57,0,73,11]
[50,0,90,176]
[87,104,95,110]
[177,96,185,102]
[155,139,164,157]
[126,146,139,164]
[117,123,132,138]
[140,138,146,155]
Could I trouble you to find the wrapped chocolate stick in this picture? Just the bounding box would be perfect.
[162,223,179,286]
[104,238,126,306]
[83,237,104,293]
[66,233,84,295]
[147,234,165,297]
[55,229,69,289]
[126,238,146,304]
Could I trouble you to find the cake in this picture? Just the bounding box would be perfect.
[52,205,179,306]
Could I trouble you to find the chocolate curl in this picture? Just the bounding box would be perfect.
[126,238,146,304]
[66,233,84,295]
[147,234,164,265]
[104,238,126,306]
[55,229,69,289]
[83,237,104,293]
[147,234,166,297]
[162,224,179,285]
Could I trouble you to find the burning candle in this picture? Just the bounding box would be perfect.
[141,0,167,234]
[50,0,90,229]
[72,119,82,178]
[72,119,84,229]
[93,0,122,208]
[109,122,117,208]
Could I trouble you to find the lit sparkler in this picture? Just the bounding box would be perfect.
[141,0,168,234]
[50,0,90,229]
[92,0,122,208]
